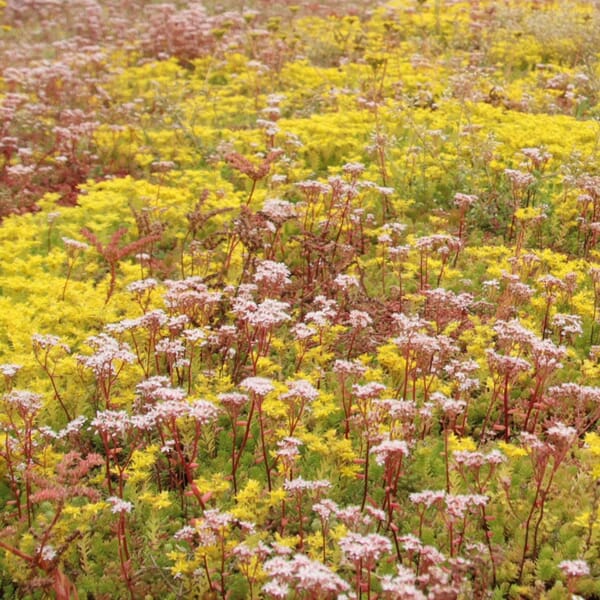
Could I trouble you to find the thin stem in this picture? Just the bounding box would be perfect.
[361,439,371,511]
[257,401,272,492]
[61,259,74,301]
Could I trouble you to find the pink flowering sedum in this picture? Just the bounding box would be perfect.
[263,553,350,598]
[240,376,275,397]
[558,559,590,578]
[339,532,392,566]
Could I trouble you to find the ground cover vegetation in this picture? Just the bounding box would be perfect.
[1,0,600,597]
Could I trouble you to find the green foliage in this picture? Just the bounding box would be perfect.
[2,0,600,597]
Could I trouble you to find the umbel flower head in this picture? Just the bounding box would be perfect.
[263,552,350,598]
[240,376,275,397]
[77,333,135,378]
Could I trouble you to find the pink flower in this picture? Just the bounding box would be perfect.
[173,526,196,542]
[558,559,590,578]
[262,580,289,599]
[263,553,350,597]
[284,477,331,494]
[246,299,291,328]
[276,436,303,460]
[107,496,133,514]
[312,498,339,521]
[296,180,329,198]
[335,505,369,529]
[126,278,157,294]
[377,186,395,196]
[520,147,551,167]
[149,400,189,422]
[334,274,360,290]
[504,168,535,189]
[548,383,600,404]
[538,273,565,291]
[139,309,169,331]
[280,379,319,402]
[254,260,291,288]
[552,313,583,339]
[373,399,417,420]
[432,392,466,416]
[5,390,42,414]
[130,413,156,431]
[388,244,410,259]
[135,377,185,404]
[520,432,547,451]
[240,376,275,397]
[218,392,249,413]
[380,565,425,600]
[399,534,423,553]
[57,416,87,439]
[342,161,365,177]
[339,532,392,565]
[188,399,220,425]
[453,192,478,208]
[370,438,410,465]
[426,288,473,315]
[292,322,316,341]
[77,334,135,378]
[38,545,57,563]
[155,338,187,363]
[232,297,258,319]
[333,359,367,377]
[303,309,331,328]
[485,349,530,377]
[168,315,191,335]
[62,236,89,252]
[453,449,505,468]
[32,333,70,353]
[163,278,221,314]
[90,410,131,436]
[504,277,534,303]
[546,422,577,443]
[262,198,297,223]
[444,359,479,393]
[183,328,207,345]
[352,382,386,400]
[201,509,237,532]
[444,493,488,519]
[0,363,21,378]
[409,490,446,508]
[414,234,460,253]
[364,505,386,522]
[233,540,272,562]
[347,309,373,329]
[418,544,446,566]
[105,318,142,334]
[530,339,565,375]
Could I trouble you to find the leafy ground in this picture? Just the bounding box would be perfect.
[1,0,600,598]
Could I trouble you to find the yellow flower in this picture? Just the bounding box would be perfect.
[447,433,477,453]
[497,441,528,458]
[137,491,172,510]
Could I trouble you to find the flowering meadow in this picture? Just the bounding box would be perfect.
[2,0,600,597]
